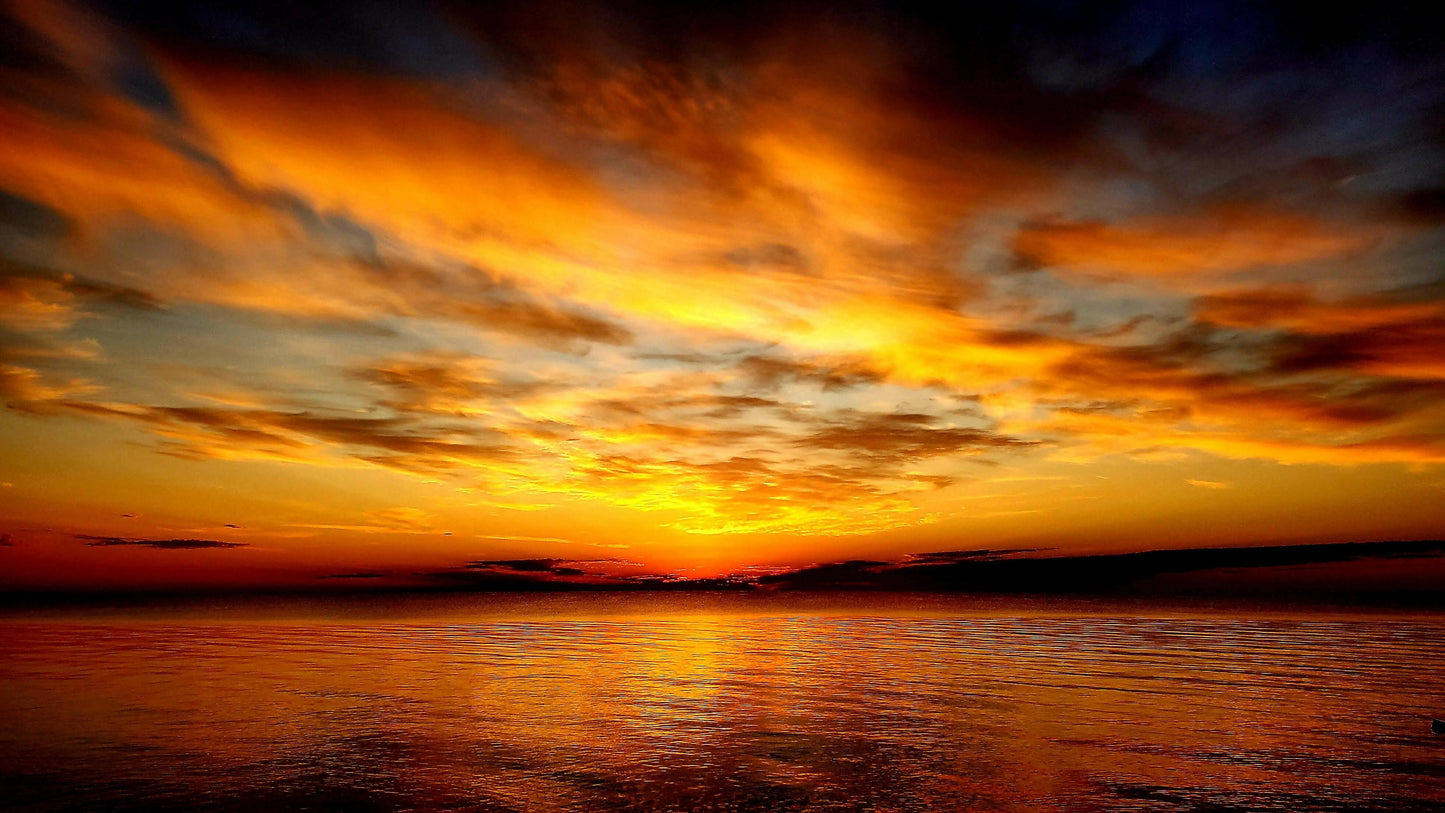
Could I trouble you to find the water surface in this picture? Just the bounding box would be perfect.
[3,593,1443,811]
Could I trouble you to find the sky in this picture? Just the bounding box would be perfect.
[1,0,1444,590]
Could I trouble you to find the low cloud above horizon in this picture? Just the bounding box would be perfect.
[1,0,1443,589]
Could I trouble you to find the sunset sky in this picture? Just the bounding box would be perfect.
[2,0,1444,589]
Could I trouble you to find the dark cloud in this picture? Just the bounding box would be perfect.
[348,259,636,349]
[0,257,163,314]
[1268,320,1445,379]
[1030,317,1445,460]
[582,391,785,422]
[0,189,73,243]
[0,5,72,78]
[1183,282,1445,388]
[760,539,1445,598]
[355,353,554,416]
[903,548,1049,564]
[453,299,634,347]
[49,401,520,471]
[1391,187,1445,226]
[721,243,813,276]
[418,556,751,592]
[633,350,729,365]
[737,353,884,392]
[796,412,1036,462]
[106,0,493,78]
[467,558,587,576]
[100,0,1440,181]
[420,567,604,591]
[755,560,894,590]
[78,535,245,549]
[0,533,13,547]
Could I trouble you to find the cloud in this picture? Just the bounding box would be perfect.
[454,297,633,347]
[414,554,749,591]
[290,508,441,535]
[0,363,99,409]
[795,412,1037,463]
[78,535,245,549]
[735,353,884,392]
[0,258,161,332]
[14,367,935,533]
[43,400,521,470]
[362,507,436,532]
[902,548,1048,564]
[354,352,554,416]
[0,32,281,244]
[466,559,587,576]
[0,189,73,244]
[1391,187,1445,226]
[1191,286,1445,380]
[1187,479,1231,490]
[759,539,1445,595]
[1014,207,1382,278]
[0,17,630,351]
[420,566,602,590]
[1267,323,1445,381]
[1003,312,1445,466]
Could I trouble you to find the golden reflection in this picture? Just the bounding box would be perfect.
[3,597,1444,810]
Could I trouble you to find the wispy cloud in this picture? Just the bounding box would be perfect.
[1187,479,1232,490]
[78,535,246,549]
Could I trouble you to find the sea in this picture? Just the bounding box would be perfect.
[2,592,1443,811]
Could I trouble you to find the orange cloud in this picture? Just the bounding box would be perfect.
[160,58,608,248]
[1196,287,1445,380]
[149,49,1061,392]
[0,362,98,406]
[0,259,161,332]
[1015,207,1381,278]
[0,88,278,243]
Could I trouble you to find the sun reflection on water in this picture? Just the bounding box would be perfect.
[2,595,1444,811]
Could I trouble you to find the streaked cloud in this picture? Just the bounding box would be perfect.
[1014,207,1383,279]
[78,535,245,549]
[1186,479,1231,490]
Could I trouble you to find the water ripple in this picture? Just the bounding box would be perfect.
[2,595,1443,811]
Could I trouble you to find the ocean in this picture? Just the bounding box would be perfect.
[2,593,1443,811]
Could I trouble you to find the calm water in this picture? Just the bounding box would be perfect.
[2,593,1443,812]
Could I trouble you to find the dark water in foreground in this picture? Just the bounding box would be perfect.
[2,593,1444,812]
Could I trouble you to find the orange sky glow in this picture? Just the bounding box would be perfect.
[2,0,1444,590]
